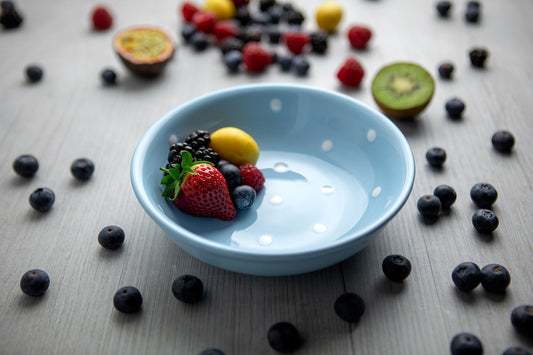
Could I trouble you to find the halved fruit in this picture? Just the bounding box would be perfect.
[113,26,175,77]
[371,62,435,119]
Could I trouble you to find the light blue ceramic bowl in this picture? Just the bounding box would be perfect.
[131,84,415,276]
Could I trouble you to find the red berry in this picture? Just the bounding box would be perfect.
[239,163,265,192]
[91,6,113,31]
[213,21,239,43]
[347,25,372,50]
[181,2,199,22]
[284,31,310,55]
[336,57,365,87]
[192,11,217,33]
[242,42,272,72]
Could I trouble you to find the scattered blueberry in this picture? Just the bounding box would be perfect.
[310,30,328,54]
[267,321,303,353]
[438,62,454,79]
[199,349,225,355]
[29,187,55,212]
[113,286,143,313]
[293,55,310,76]
[382,254,412,282]
[481,263,511,293]
[219,163,241,190]
[491,130,515,153]
[467,0,481,8]
[101,68,117,85]
[13,154,39,178]
[98,225,125,250]
[277,54,293,71]
[231,185,256,210]
[436,1,452,17]
[334,292,365,323]
[450,332,483,355]
[25,65,43,83]
[433,185,457,208]
[267,5,283,24]
[469,48,489,68]
[0,1,23,29]
[181,22,197,43]
[417,194,442,219]
[503,347,532,355]
[472,209,499,234]
[20,269,50,296]
[71,158,95,181]
[190,32,209,51]
[445,98,466,118]
[470,182,497,209]
[465,6,480,23]
[426,147,447,168]
[510,305,533,337]
[452,262,482,292]
[223,50,242,72]
[266,25,282,44]
[172,274,204,303]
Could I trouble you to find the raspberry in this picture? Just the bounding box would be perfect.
[336,57,365,87]
[239,163,265,191]
[213,21,239,43]
[284,31,310,55]
[181,2,199,22]
[242,42,272,72]
[347,25,372,50]
[192,11,217,33]
[91,6,113,31]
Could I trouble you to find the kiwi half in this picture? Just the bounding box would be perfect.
[371,62,435,119]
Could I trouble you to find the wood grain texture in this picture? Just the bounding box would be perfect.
[1,0,532,354]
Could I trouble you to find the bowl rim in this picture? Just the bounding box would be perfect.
[130,83,415,259]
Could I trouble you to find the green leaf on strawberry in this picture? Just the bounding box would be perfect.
[160,151,213,201]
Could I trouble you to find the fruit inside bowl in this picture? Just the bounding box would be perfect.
[131,84,415,276]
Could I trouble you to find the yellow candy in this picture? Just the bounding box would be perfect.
[316,1,343,33]
[208,127,260,166]
[203,0,236,21]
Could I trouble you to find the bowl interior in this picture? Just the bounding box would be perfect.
[132,84,414,257]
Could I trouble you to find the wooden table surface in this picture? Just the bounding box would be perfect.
[1,0,532,354]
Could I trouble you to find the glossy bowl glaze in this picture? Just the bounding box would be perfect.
[131,84,415,276]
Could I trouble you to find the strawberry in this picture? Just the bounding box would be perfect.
[181,2,199,22]
[284,31,310,55]
[242,42,272,72]
[347,25,372,50]
[91,6,113,31]
[336,57,365,87]
[239,163,265,192]
[161,151,236,221]
[192,10,218,33]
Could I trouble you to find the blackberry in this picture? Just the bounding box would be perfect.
[172,274,204,303]
[310,30,328,54]
[450,332,483,355]
[452,262,482,292]
[433,184,457,208]
[470,182,497,208]
[71,158,95,181]
[481,263,511,293]
[259,0,276,12]
[472,209,499,234]
[234,6,251,26]
[195,147,220,164]
[469,48,489,68]
[445,98,466,118]
[426,147,447,168]
[267,5,283,24]
[0,2,23,29]
[20,269,50,297]
[417,194,442,219]
[382,254,412,282]
[98,225,125,250]
[286,9,305,25]
[438,62,454,79]
[491,130,515,153]
[436,1,452,17]
[503,347,532,355]
[29,187,55,212]
[219,37,244,55]
[267,322,303,353]
[186,130,211,149]
[334,292,365,323]
[101,68,117,85]
[238,25,263,43]
[26,65,43,83]
[113,286,143,313]
[13,154,39,178]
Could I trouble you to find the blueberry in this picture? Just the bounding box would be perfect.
[465,7,480,23]
[267,321,303,353]
[267,5,283,24]
[450,332,483,355]
[481,264,510,293]
[13,154,39,178]
[491,130,515,153]
[98,225,125,250]
[310,30,328,54]
[29,187,55,212]
[417,194,442,219]
[216,159,230,169]
[382,254,412,282]
[511,305,533,337]
[250,11,271,25]
[426,147,447,168]
[277,54,293,71]
[503,347,532,355]
[71,158,95,181]
[334,292,365,323]
[190,32,209,51]
[293,55,310,76]
[0,4,23,29]
[470,182,497,208]
[472,209,499,233]
[436,1,452,17]
[26,65,43,83]
[438,62,454,79]
[1,1,15,11]
[231,185,256,210]
[234,6,251,26]
[445,98,466,118]
[199,349,225,355]
[433,184,457,208]
[101,68,117,85]
[113,286,143,313]
[219,163,241,190]
[469,48,489,68]
[266,25,282,44]
[20,269,50,296]
[172,274,204,303]
[181,23,197,43]
[452,262,482,292]
[467,1,481,8]
[223,50,242,72]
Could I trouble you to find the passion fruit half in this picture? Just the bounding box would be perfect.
[113,26,175,77]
